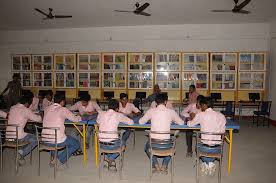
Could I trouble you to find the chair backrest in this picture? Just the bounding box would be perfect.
[34,125,59,145]
[260,101,272,113]
[224,101,235,115]
[195,131,225,154]
[145,130,179,150]
[0,124,19,143]
[95,128,123,147]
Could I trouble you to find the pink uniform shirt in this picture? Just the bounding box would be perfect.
[42,98,53,111]
[139,104,184,139]
[43,103,82,143]
[118,102,140,115]
[181,103,201,118]
[150,101,173,110]
[188,91,199,104]
[7,104,42,139]
[0,110,7,118]
[29,97,40,111]
[187,108,226,145]
[97,109,134,142]
[69,101,102,115]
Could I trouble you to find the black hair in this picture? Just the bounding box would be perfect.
[46,90,53,96]
[189,84,196,90]
[13,73,20,79]
[120,93,128,100]
[19,96,32,105]
[162,92,168,101]
[196,95,205,103]
[155,93,166,105]
[200,97,213,108]
[54,93,65,104]
[80,94,91,102]
[108,99,119,110]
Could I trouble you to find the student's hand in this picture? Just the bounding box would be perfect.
[190,112,196,120]
[127,113,134,118]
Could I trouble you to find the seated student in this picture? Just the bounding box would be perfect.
[187,97,226,175]
[97,99,134,169]
[42,90,54,111]
[119,93,141,146]
[188,85,199,104]
[69,93,102,148]
[6,96,42,165]
[139,94,184,173]
[144,84,161,103]
[181,95,204,157]
[27,92,40,111]
[43,93,82,167]
[0,110,7,119]
[150,93,173,110]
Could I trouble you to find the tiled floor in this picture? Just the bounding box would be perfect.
[1,120,276,183]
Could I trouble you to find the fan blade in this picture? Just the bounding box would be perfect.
[34,8,49,16]
[54,15,72,18]
[211,10,233,12]
[233,0,239,5]
[114,10,133,13]
[138,12,151,16]
[236,10,251,14]
[134,3,150,14]
[236,0,251,11]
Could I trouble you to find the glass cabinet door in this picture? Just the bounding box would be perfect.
[55,54,76,71]
[129,72,153,89]
[78,72,100,88]
[33,56,43,71]
[128,53,153,71]
[33,72,43,87]
[239,72,265,90]
[183,72,208,90]
[55,72,75,88]
[252,53,265,70]
[13,72,32,87]
[78,55,89,70]
[156,72,180,89]
[239,53,266,71]
[183,53,208,71]
[156,53,180,71]
[211,53,237,71]
[33,72,52,87]
[33,55,53,71]
[211,73,236,90]
[12,55,31,71]
[78,54,100,71]
[103,72,126,88]
[90,73,100,88]
[55,73,65,87]
[43,73,53,87]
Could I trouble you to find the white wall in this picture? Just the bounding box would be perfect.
[0,23,270,91]
[269,20,276,120]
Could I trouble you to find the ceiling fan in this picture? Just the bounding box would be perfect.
[114,2,151,16]
[211,0,251,14]
[35,8,72,19]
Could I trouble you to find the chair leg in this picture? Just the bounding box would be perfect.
[171,155,174,183]
[262,116,265,127]
[98,152,102,180]
[119,152,122,180]
[150,154,153,183]
[218,158,222,183]
[133,130,136,150]
[256,115,259,127]
[268,116,270,128]
[66,146,69,168]
[15,146,18,174]
[196,156,199,183]
[54,149,57,179]
[30,146,33,165]
[38,149,40,176]
[0,145,3,174]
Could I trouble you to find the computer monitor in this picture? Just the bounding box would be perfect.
[136,92,147,99]
[211,93,222,102]
[21,89,31,96]
[56,91,66,98]
[78,91,89,98]
[38,90,48,98]
[249,93,260,102]
[104,91,114,100]
[185,92,189,99]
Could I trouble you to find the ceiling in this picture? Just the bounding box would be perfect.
[0,0,275,30]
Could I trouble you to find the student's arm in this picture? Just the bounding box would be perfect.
[131,104,141,115]
[63,108,82,122]
[187,113,201,127]
[150,101,156,109]
[139,110,152,125]
[68,102,79,111]
[27,109,42,122]
[93,102,102,112]
[181,104,191,117]
[172,110,184,125]
[0,111,7,118]
[0,83,10,95]
[117,113,134,125]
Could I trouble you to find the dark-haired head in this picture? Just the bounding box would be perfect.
[155,93,166,105]
[108,99,119,111]
[199,97,213,111]
[120,93,128,106]
[54,93,66,107]
[189,84,196,93]
[12,73,20,80]
[196,95,205,109]
[120,93,128,100]
[46,90,53,102]
[19,96,33,108]
[80,94,91,107]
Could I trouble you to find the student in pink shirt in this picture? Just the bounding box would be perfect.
[181,95,204,157]
[188,85,199,104]
[97,99,134,169]
[187,97,226,175]
[0,110,7,119]
[43,93,82,166]
[27,92,40,111]
[150,93,173,110]
[119,93,141,147]
[139,94,184,173]
[7,96,42,165]
[69,93,102,149]
[42,90,53,111]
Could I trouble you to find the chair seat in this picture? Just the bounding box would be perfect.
[100,146,125,154]
[3,140,30,147]
[198,151,222,159]
[151,148,175,156]
[39,144,66,151]
[221,111,234,115]
[253,111,269,116]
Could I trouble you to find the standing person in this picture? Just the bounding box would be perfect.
[0,73,22,109]
[139,94,184,173]
[6,96,42,165]
[181,95,204,157]
[42,90,53,111]
[187,97,226,175]
[188,85,199,104]
[144,84,161,103]
[97,99,134,170]
[42,93,82,167]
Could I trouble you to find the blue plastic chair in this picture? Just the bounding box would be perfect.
[252,101,272,127]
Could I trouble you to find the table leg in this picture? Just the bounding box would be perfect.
[228,129,233,175]
[94,125,99,167]
[239,104,242,122]
[83,124,87,166]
